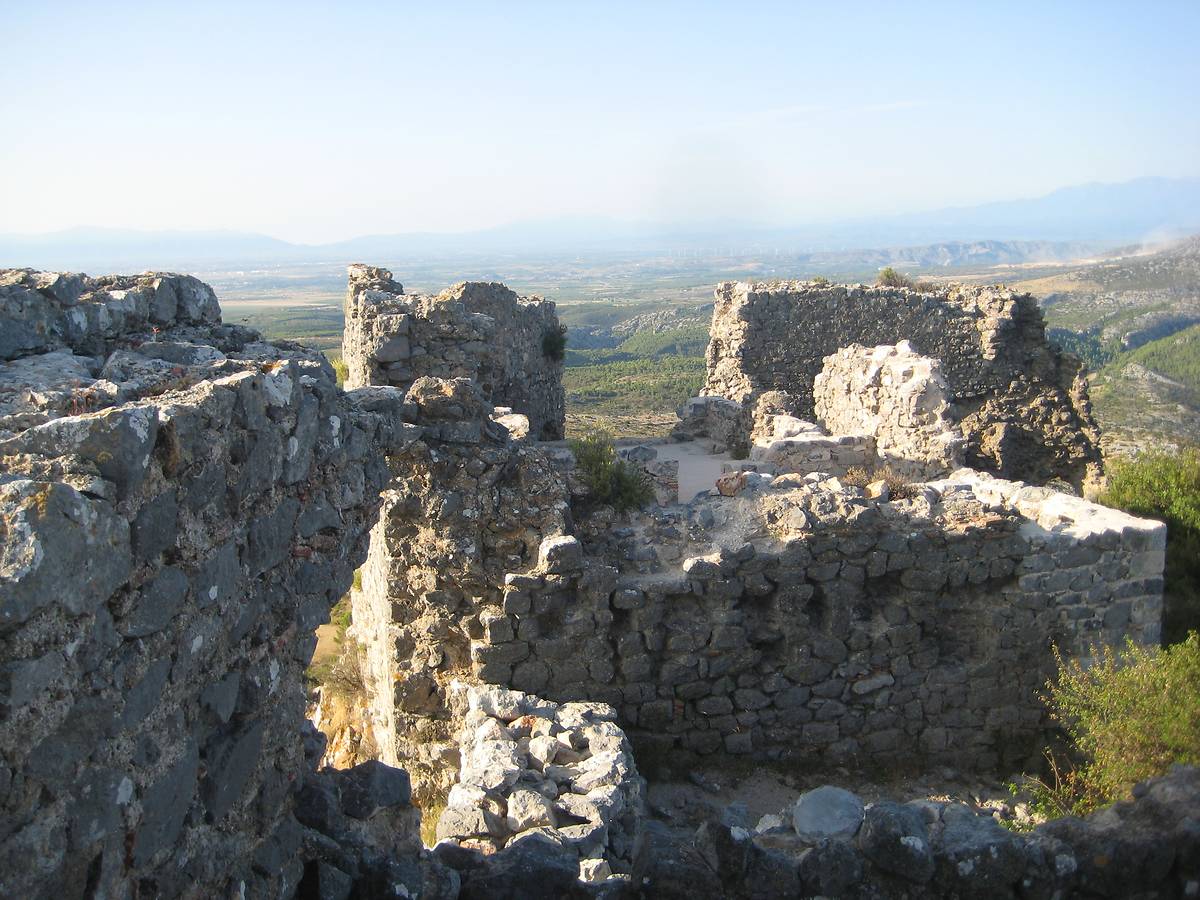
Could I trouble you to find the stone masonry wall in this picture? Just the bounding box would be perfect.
[351,376,571,803]
[342,265,565,439]
[354,390,1164,784]
[702,280,1103,489]
[515,473,1163,772]
[0,270,432,899]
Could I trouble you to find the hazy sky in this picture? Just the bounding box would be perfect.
[3,1,1198,244]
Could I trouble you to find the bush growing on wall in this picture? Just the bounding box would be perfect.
[569,431,654,512]
[1021,634,1200,821]
[876,267,914,288]
[1099,447,1200,643]
[542,324,568,362]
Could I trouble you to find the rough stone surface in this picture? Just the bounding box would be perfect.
[436,684,645,873]
[791,785,865,842]
[700,280,1104,490]
[813,341,965,479]
[637,766,1200,899]
[0,269,430,899]
[342,264,565,439]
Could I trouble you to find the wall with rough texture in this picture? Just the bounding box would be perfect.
[352,389,1163,783]
[342,265,565,439]
[813,341,965,479]
[702,280,1103,489]
[0,270,434,899]
[350,375,571,804]
[434,684,645,884]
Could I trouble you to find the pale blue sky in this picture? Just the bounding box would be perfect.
[2,1,1197,243]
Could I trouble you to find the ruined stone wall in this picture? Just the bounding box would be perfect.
[0,270,430,899]
[500,475,1162,772]
[351,376,571,802]
[355,391,1163,781]
[342,265,566,439]
[702,281,1103,489]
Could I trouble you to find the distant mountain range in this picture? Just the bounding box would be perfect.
[2,176,1198,271]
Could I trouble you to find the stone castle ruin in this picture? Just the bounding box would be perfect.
[684,281,1104,492]
[1,266,1195,899]
[342,265,566,440]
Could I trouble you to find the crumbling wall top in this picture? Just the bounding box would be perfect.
[342,265,566,439]
[700,279,1103,489]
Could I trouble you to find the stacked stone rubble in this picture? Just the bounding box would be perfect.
[0,269,432,898]
[700,280,1103,489]
[436,685,644,885]
[342,264,565,439]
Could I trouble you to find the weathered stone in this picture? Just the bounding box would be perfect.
[857,801,934,882]
[792,786,865,842]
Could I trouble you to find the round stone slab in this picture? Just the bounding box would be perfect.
[792,785,865,842]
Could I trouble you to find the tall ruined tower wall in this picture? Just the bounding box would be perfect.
[702,281,1103,489]
[342,265,565,440]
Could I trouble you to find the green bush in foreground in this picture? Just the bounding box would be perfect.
[1099,447,1200,643]
[569,432,654,513]
[1021,633,1200,822]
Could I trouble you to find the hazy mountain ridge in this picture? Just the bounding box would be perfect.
[3,176,1197,270]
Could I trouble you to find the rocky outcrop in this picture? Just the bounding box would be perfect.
[701,280,1104,490]
[343,265,565,439]
[638,765,1200,899]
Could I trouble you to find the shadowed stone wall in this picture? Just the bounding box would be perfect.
[0,269,429,898]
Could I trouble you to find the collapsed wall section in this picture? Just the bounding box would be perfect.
[0,270,429,898]
[342,265,565,439]
[701,281,1103,489]
[351,375,572,802]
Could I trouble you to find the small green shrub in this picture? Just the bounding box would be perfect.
[876,267,914,288]
[569,432,654,512]
[330,594,352,633]
[1099,448,1200,643]
[1020,634,1200,820]
[542,325,568,362]
[330,354,350,388]
[810,275,830,286]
